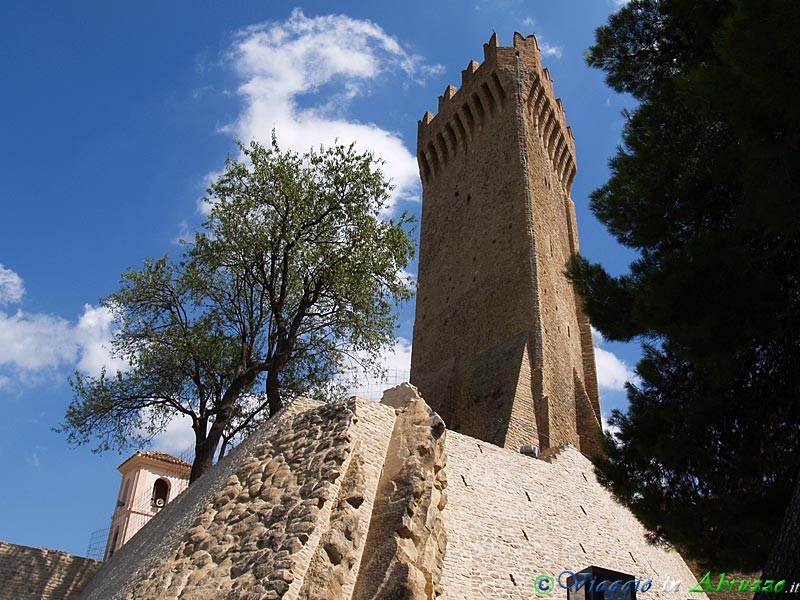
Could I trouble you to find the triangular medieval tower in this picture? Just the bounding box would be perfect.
[410,32,602,455]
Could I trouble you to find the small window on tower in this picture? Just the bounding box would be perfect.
[118,478,130,507]
[107,527,120,560]
[152,478,169,508]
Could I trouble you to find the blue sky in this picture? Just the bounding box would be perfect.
[0,0,639,557]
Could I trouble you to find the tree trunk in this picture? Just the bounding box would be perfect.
[754,468,800,598]
[266,368,283,417]
[190,429,220,484]
[218,438,229,461]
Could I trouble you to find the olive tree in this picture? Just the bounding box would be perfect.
[59,138,414,482]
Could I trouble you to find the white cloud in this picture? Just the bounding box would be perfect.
[345,337,412,400]
[612,0,630,6]
[595,346,638,391]
[397,268,416,286]
[196,170,224,216]
[378,337,412,376]
[521,16,536,28]
[0,304,125,376]
[172,219,193,245]
[149,412,196,456]
[591,326,640,391]
[0,267,126,380]
[538,40,563,59]
[591,325,605,346]
[0,309,78,371]
[0,264,25,305]
[74,304,129,376]
[220,9,442,214]
[0,266,82,373]
[601,413,621,442]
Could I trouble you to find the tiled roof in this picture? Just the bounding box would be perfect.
[118,450,191,471]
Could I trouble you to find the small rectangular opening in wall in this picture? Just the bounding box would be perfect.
[522,529,529,541]
[580,505,587,516]
[509,574,517,586]
[567,567,636,600]
[582,472,588,482]
[477,444,483,454]
[629,551,637,563]
[579,542,586,554]
[461,474,469,487]
[525,491,532,502]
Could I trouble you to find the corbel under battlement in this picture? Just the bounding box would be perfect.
[417,33,577,193]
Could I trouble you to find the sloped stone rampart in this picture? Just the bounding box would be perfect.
[124,399,359,599]
[79,387,704,600]
[80,397,327,600]
[440,432,708,600]
[80,396,401,600]
[298,449,367,600]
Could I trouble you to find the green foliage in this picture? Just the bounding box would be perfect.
[58,137,414,481]
[569,0,800,569]
[601,342,799,568]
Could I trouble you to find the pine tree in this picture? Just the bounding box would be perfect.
[568,0,800,575]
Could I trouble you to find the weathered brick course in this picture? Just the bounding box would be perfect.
[0,541,101,600]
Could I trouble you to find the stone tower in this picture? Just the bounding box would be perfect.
[410,33,601,454]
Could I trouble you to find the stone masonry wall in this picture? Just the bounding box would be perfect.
[440,430,707,600]
[411,32,542,451]
[80,397,331,600]
[81,393,450,600]
[117,398,401,600]
[0,541,101,600]
[521,69,602,451]
[124,400,363,599]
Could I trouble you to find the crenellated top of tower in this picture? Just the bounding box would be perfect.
[417,32,577,193]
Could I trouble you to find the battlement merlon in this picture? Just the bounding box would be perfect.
[417,32,578,193]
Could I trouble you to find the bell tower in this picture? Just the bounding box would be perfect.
[410,33,601,454]
[103,451,191,560]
